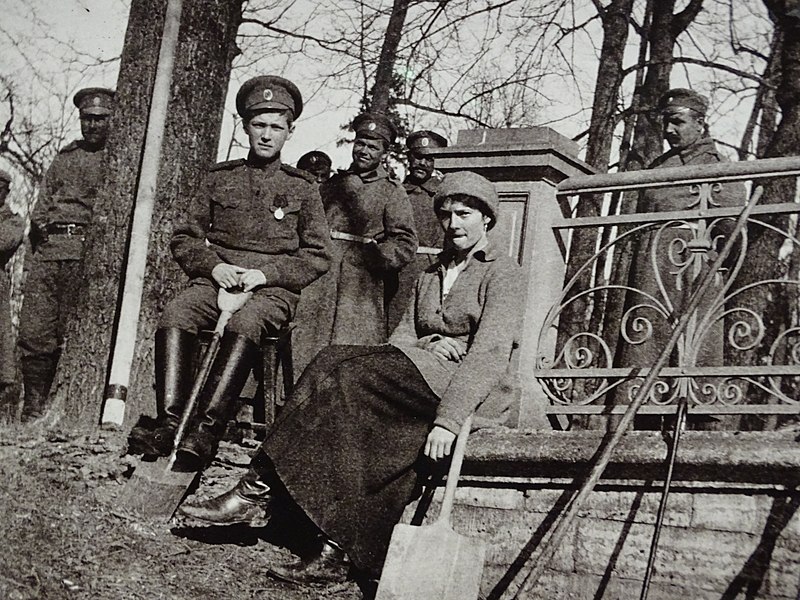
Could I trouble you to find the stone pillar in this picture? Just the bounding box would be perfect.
[430,127,594,428]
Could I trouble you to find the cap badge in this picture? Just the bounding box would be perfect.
[420,137,429,147]
[367,122,376,131]
[263,88,273,101]
[92,97,101,106]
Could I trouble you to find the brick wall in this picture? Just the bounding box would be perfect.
[400,430,800,599]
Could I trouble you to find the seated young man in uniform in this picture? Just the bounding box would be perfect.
[127,76,331,469]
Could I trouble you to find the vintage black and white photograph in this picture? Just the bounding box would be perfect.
[0,0,799,598]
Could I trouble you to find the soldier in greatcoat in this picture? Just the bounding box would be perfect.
[614,88,745,422]
[126,76,331,468]
[0,170,24,418]
[292,113,417,374]
[386,130,447,333]
[17,87,114,421]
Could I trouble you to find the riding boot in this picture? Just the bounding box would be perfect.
[178,467,272,524]
[20,354,56,422]
[127,328,195,456]
[177,332,258,469]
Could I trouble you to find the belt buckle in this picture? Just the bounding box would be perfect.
[65,223,76,236]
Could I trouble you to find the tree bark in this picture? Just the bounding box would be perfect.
[555,0,634,416]
[49,0,244,430]
[733,0,800,428]
[593,0,702,429]
[370,0,411,114]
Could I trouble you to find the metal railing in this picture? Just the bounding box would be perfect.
[537,156,800,416]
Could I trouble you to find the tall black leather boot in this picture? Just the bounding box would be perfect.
[128,328,195,456]
[176,332,258,470]
[20,354,56,422]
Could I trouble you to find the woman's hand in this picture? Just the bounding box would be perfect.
[424,426,457,460]
[425,336,467,362]
[238,269,267,292]
[212,263,246,289]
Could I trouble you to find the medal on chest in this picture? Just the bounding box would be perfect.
[272,194,288,220]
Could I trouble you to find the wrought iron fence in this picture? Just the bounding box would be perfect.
[537,156,800,417]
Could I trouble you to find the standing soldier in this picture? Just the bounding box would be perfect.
[127,76,331,469]
[296,150,332,184]
[614,88,745,428]
[18,87,114,421]
[0,170,24,418]
[387,130,448,333]
[292,113,418,374]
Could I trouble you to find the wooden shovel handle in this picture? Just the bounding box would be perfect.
[438,414,474,525]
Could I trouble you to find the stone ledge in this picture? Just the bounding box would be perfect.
[464,429,800,486]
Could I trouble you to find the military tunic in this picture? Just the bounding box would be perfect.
[18,140,105,417]
[615,137,745,407]
[292,164,417,374]
[387,175,444,333]
[160,155,331,343]
[0,205,24,385]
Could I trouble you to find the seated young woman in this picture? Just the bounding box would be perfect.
[177,170,526,587]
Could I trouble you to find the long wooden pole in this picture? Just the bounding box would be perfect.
[507,185,763,598]
[639,395,688,600]
[101,0,184,426]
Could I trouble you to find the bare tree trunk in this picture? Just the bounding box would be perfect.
[370,0,411,114]
[734,0,800,429]
[593,0,703,429]
[555,0,634,423]
[740,32,781,160]
[49,0,243,430]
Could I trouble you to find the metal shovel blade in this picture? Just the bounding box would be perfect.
[117,457,199,521]
[375,520,486,600]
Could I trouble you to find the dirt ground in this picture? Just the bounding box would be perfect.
[0,422,366,600]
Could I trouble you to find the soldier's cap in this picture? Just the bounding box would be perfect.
[406,130,448,154]
[658,88,708,116]
[352,113,396,144]
[0,168,11,184]
[297,150,332,171]
[73,87,115,117]
[236,76,303,119]
[434,171,499,230]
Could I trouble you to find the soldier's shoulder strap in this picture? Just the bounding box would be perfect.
[209,158,246,172]
[280,163,316,183]
[59,140,83,154]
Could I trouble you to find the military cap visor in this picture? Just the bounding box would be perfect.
[237,76,303,119]
[406,130,448,153]
[73,87,115,116]
[658,88,709,116]
[352,113,396,144]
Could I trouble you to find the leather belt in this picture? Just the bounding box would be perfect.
[330,230,374,244]
[416,246,441,255]
[46,223,87,236]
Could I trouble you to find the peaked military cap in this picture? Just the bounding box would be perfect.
[406,130,448,153]
[236,76,303,119]
[0,168,11,184]
[297,150,332,171]
[434,171,499,229]
[658,88,709,116]
[73,87,115,116]
[352,113,396,144]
